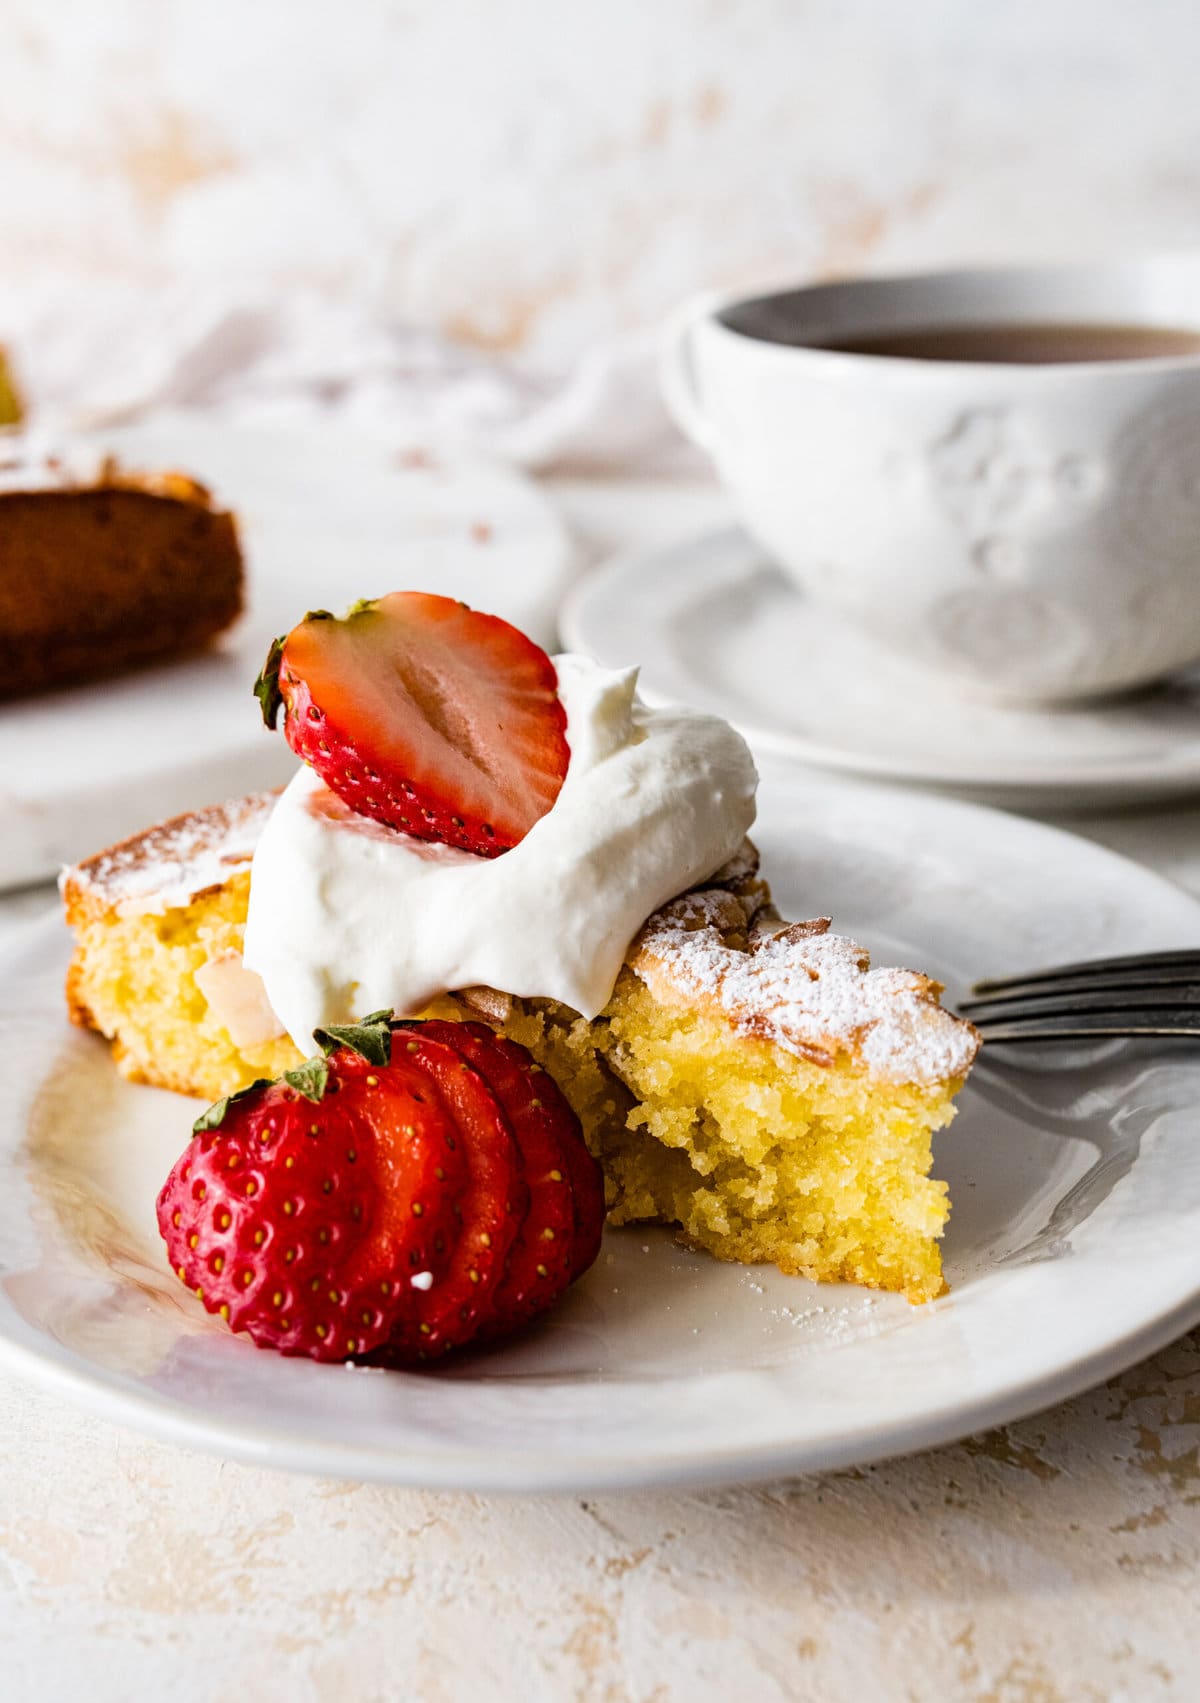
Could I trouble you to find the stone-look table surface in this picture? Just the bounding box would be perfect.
[3,480,1199,1702]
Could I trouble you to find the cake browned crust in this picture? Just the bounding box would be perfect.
[0,438,244,700]
[631,880,978,1086]
[61,791,274,930]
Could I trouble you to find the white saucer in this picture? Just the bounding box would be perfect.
[561,527,1200,806]
[3,418,573,890]
[4,766,1200,1491]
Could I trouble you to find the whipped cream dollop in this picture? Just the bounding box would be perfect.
[242,654,757,1051]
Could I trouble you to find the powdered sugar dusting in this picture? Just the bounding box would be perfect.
[632,882,979,1088]
[61,792,279,917]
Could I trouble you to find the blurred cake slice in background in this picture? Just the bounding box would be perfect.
[0,432,243,700]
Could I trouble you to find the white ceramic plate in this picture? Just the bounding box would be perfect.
[4,766,1200,1490]
[561,528,1200,806]
[3,418,573,889]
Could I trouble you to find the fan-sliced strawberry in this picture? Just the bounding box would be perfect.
[158,1012,600,1367]
[256,591,569,856]
[485,1031,607,1282]
[157,1047,469,1363]
[377,1026,528,1361]
[410,1020,589,1328]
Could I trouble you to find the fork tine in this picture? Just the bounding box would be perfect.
[973,950,1200,997]
[970,967,1200,1002]
[970,1006,1200,1042]
[961,984,1200,1016]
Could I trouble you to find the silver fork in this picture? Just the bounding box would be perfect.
[960,950,1200,1042]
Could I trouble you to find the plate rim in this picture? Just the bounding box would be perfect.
[559,525,1200,803]
[6,779,1200,1491]
[2,1275,1199,1492]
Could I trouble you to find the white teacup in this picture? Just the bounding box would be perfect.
[662,260,1200,702]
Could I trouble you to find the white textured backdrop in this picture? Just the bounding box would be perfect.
[3,0,1200,371]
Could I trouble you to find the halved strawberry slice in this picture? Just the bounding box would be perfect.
[256,592,569,856]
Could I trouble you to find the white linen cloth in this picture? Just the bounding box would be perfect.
[0,283,693,472]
